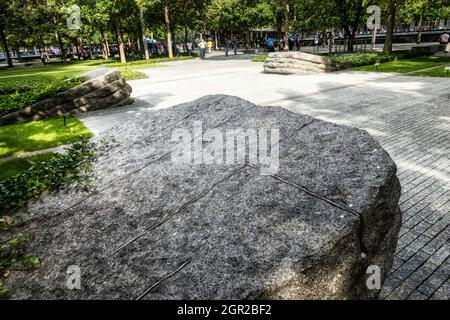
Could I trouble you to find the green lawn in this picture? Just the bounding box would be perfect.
[351,55,450,76]
[0,117,92,158]
[0,56,193,81]
[0,152,54,181]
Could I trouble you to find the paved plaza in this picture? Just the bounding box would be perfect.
[78,53,449,299]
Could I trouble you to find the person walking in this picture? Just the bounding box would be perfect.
[224,37,230,57]
[295,34,302,51]
[278,37,283,51]
[40,51,47,65]
[198,38,206,59]
[232,36,238,55]
[266,36,275,52]
[207,38,213,54]
[186,41,193,56]
[439,31,449,53]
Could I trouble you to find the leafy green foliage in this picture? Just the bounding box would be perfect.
[0,77,86,116]
[251,54,269,62]
[205,0,275,33]
[398,0,450,24]
[21,255,40,269]
[0,153,55,182]
[119,70,148,80]
[0,232,38,297]
[0,140,103,212]
[330,52,397,68]
[329,49,435,69]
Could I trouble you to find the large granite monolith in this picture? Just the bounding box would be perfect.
[4,95,401,300]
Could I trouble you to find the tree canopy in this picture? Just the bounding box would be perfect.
[0,0,448,66]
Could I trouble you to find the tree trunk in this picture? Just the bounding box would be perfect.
[383,0,397,54]
[14,44,23,62]
[283,0,289,51]
[139,8,149,60]
[245,30,250,49]
[75,42,81,61]
[348,31,356,52]
[343,26,353,52]
[115,20,127,63]
[215,31,219,50]
[0,28,13,68]
[101,28,110,60]
[53,16,66,62]
[79,37,85,60]
[57,32,66,61]
[416,12,423,44]
[184,26,189,43]
[164,3,174,58]
[348,0,363,52]
[171,25,177,56]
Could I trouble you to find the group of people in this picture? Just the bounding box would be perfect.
[176,30,450,59]
[266,34,303,52]
[193,38,214,59]
[191,36,239,59]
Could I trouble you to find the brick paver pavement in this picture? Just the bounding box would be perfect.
[277,76,449,300]
[81,57,449,299]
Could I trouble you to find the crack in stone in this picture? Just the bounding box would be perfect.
[250,165,361,217]
[106,166,247,257]
[135,258,192,300]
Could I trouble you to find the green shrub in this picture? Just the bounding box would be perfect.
[251,54,269,62]
[104,55,194,67]
[0,77,86,116]
[329,49,434,69]
[119,69,148,80]
[329,52,396,68]
[0,139,115,212]
[0,232,39,297]
[395,49,434,59]
[0,153,55,182]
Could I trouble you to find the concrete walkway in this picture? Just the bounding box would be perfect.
[77,53,450,299]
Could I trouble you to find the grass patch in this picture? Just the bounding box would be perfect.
[351,55,450,75]
[0,55,195,90]
[251,54,269,62]
[0,55,193,80]
[117,69,148,80]
[0,153,54,182]
[0,117,93,158]
[411,66,450,77]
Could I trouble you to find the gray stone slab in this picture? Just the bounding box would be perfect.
[5,95,402,300]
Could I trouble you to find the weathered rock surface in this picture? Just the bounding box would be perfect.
[4,95,401,300]
[0,68,133,125]
[264,52,337,75]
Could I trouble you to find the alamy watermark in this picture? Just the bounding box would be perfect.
[170,121,280,175]
[366,5,381,30]
[366,265,381,290]
[66,265,81,290]
[66,5,81,30]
